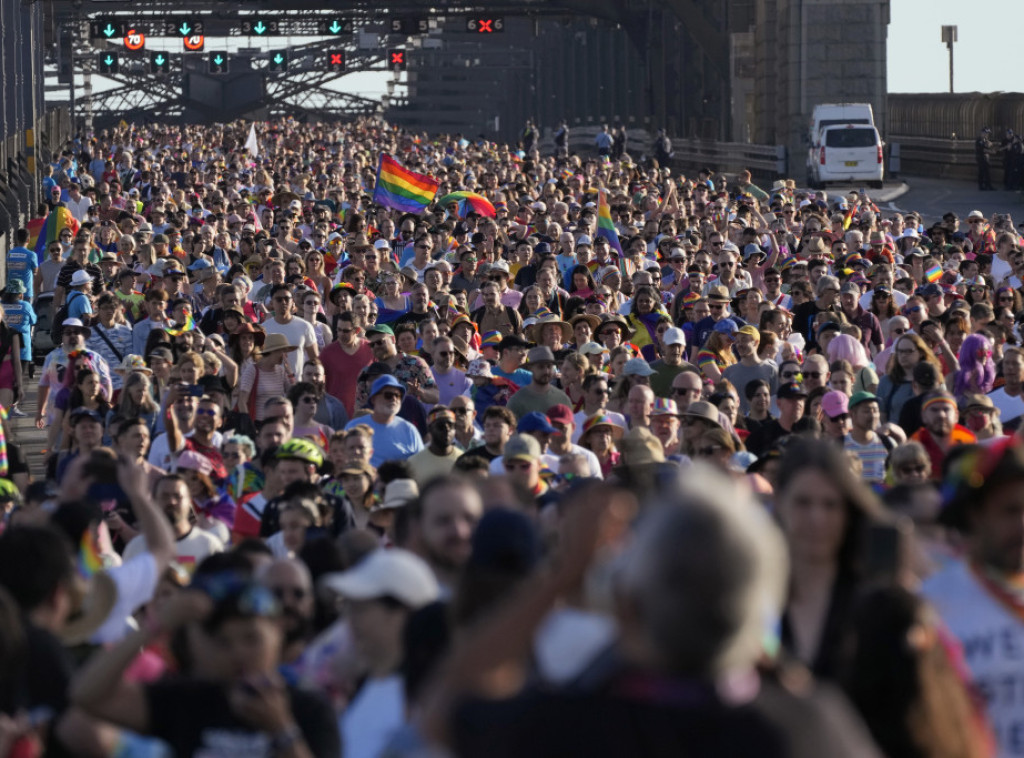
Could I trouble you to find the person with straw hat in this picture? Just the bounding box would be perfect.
[507,346,572,421]
[238,332,298,421]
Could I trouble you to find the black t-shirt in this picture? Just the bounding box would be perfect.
[456,445,499,463]
[146,679,340,758]
[746,419,792,457]
[452,668,879,758]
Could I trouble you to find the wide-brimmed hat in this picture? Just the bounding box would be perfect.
[578,413,625,444]
[61,317,91,339]
[69,269,93,287]
[322,548,437,609]
[113,354,153,375]
[526,314,573,343]
[229,322,266,348]
[706,285,731,302]
[569,313,602,333]
[261,333,297,354]
[379,479,420,510]
[682,400,722,426]
[596,313,634,340]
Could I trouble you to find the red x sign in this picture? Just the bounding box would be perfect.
[390,52,404,65]
[477,19,493,33]
[331,54,342,65]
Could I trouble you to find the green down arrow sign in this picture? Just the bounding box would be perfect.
[179,22,192,35]
[155,55,166,66]
[103,24,116,38]
[329,21,342,33]
[213,55,224,65]
[104,55,114,66]
[273,54,284,65]
[253,21,267,35]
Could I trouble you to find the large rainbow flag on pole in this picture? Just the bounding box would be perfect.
[32,206,79,255]
[597,189,630,277]
[372,154,439,214]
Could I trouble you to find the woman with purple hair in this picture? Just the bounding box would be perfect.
[953,333,996,399]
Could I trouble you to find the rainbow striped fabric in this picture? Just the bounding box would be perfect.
[925,264,943,283]
[596,190,624,258]
[78,530,104,577]
[373,154,439,213]
[166,310,195,337]
[32,206,80,254]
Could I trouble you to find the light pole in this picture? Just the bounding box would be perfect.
[941,25,958,94]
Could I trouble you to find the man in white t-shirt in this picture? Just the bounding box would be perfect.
[924,442,1024,758]
[123,473,223,571]
[324,549,439,758]
[989,347,1024,430]
[263,283,318,376]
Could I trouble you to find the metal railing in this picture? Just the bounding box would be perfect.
[539,125,787,181]
[887,135,989,184]
[0,107,73,279]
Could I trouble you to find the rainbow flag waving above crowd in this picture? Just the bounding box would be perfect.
[596,190,623,258]
[166,310,195,337]
[31,206,79,254]
[372,154,439,214]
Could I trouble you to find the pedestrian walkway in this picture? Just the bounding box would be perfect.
[9,382,49,483]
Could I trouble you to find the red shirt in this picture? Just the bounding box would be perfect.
[321,338,373,417]
[910,425,976,479]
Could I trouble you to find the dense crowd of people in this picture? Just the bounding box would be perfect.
[0,116,1023,756]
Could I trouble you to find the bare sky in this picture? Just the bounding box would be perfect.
[887,0,1024,94]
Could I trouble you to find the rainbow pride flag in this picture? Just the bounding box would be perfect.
[372,154,439,214]
[166,310,195,337]
[925,264,943,283]
[25,216,47,251]
[78,530,104,577]
[597,190,625,279]
[33,206,79,255]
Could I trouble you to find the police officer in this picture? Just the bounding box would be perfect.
[977,126,995,191]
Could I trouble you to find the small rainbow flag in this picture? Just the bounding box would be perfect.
[842,205,857,231]
[925,264,943,283]
[33,206,79,255]
[596,189,623,259]
[165,310,195,337]
[78,529,104,578]
[372,154,439,214]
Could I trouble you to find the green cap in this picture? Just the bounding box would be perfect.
[365,324,394,337]
[848,391,878,409]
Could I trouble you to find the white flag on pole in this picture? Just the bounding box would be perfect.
[244,123,259,159]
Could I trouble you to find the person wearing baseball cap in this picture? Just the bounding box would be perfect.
[819,390,852,444]
[324,548,439,758]
[544,403,602,478]
[843,392,891,484]
[507,347,572,421]
[723,325,776,415]
[909,390,976,479]
[407,406,461,485]
[649,326,692,398]
[746,382,807,457]
[501,433,557,507]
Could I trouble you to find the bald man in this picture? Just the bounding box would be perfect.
[258,557,315,664]
[626,384,655,430]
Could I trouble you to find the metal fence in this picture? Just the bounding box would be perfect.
[0,107,73,275]
[539,126,787,182]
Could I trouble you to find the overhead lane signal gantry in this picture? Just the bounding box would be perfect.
[268,51,289,73]
[98,52,119,74]
[208,52,228,74]
[89,20,124,41]
[241,17,281,37]
[150,51,170,75]
[166,18,205,38]
[319,18,354,36]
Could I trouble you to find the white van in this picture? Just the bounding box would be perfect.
[808,124,884,188]
[808,103,875,139]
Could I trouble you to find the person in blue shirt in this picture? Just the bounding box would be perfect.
[66,269,95,321]
[1,281,36,366]
[344,374,424,467]
[6,228,38,297]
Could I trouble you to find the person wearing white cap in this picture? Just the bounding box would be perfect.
[324,548,439,758]
[650,326,693,398]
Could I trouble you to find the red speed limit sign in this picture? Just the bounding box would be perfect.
[124,28,145,50]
